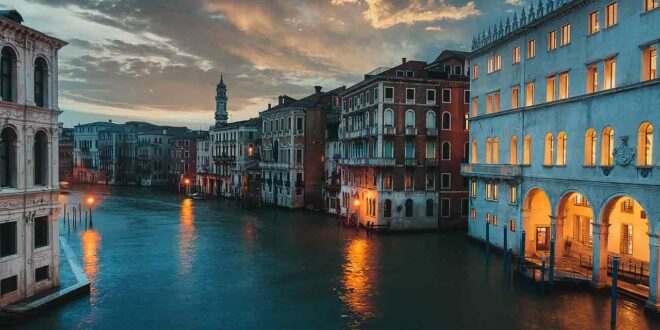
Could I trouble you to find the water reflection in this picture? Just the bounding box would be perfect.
[340,238,377,326]
[178,198,197,275]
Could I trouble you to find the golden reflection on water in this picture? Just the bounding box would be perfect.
[340,238,376,325]
[81,229,101,304]
[178,198,197,275]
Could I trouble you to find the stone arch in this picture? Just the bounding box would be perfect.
[555,189,596,259]
[522,187,553,257]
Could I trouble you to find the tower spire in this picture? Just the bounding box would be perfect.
[215,74,228,127]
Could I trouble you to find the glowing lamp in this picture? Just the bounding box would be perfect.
[353,199,360,207]
[184,178,190,185]
[85,196,95,206]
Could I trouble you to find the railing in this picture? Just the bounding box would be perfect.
[607,255,649,286]
[339,158,396,167]
[383,126,396,135]
[405,127,417,136]
[426,128,438,136]
[404,158,416,166]
[460,163,522,179]
[259,162,289,170]
[344,128,370,139]
[425,159,438,166]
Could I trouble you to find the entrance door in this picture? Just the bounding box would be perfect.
[536,226,550,251]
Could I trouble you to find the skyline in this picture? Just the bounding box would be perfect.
[0,0,526,128]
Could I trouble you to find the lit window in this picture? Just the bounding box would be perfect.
[492,215,498,226]
[511,86,519,109]
[509,185,517,204]
[470,180,477,198]
[561,24,571,46]
[589,11,599,34]
[604,58,616,90]
[544,133,554,166]
[527,39,536,58]
[513,45,520,64]
[496,54,502,71]
[620,224,633,255]
[509,219,517,232]
[405,174,413,190]
[486,138,492,164]
[637,122,654,166]
[584,128,597,166]
[473,64,479,79]
[642,47,657,81]
[523,135,532,165]
[587,64,598,93]
[546,76,556,102]
[471,98,478,117]
[525,82,535,106]
[510,135,518,164]
[492,137,499,164]
[606,2,617,28]
[487,92,500,113]
[488,56,494,73]
[548,30,557,50]
[471,208,476,220]
[471,139,478,163]
[556,132,567,166]
[646,0,659,12]
[559,72,569,100]
[601,127,615,166]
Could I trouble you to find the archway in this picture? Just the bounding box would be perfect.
[556,192,595,274]
[523,188,552,258]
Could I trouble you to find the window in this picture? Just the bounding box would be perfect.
[621,198,634,213]
[385,87,394,101]
[558,72,569,100]
[1,275,17,296]
[492,215,498,226]
[509,219,517,232]
[295,149,303,164]
[544,133,554,166]
[646,0,659,12]
[589,11,599,34]
[492,137,499,164]
[406,88,415,104]
[384,109,394,126]
[471,208,476,220]
[427,89,436,104]
[383,175,392,190]
[471,139,478,163]
[556,132,567,166]
[34,57,48,108]
[606,2,617,28]
[296,117,304,132]
[472,64,478,79]
[604,58,616,89]
[584,129,597,166]
[513,45,520,64]
[486,138,493,164]
[523,135,532,165]
[471,98,478,117]
[405,199,413,217]
[601,127,615,166]
[426,111,436,129]
[426,199,434,217]
[34,216,49,248]
[496,54,502,71]
[488,56,494,73]
[35,265,49,282]
[441,199,450,217]
[426,141,436,159]
[587,64,598,93]
[0,47,16,103]
[485,183,498,201]
[464,114,469,131]
[442,89,451,103]
[454,65,463,75]
[384,140,394,158]
[441,173,451,189]
[527,39,536,58]
[560,24,571,46]
[426,172,435,190]
[638,122,654,166]
[509,86,519,110]
[464,90,470,104]
[509,186,517,204]
[384,199,392,217]
[396,70,404,77]
[642,47,657,81]
[510,135,518,164]
[34,131,48,186]
[441,112,451,130]
[546,76,556,102]
[548,30,557,50]
[405,172,413,190]
[620,224,633,255]
[405,110,415,127]
[486,92,500,113]
[470,180,477,198]
[0,127,17,188]
[525,82,535,106]
[406,70,414,78]
[373,87,378,102]
[0,221,17,257]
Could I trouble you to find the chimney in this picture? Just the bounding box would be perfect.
[268,103,271,110]
[109,119,112,123]
[314,86,322,95]
[402,57,407,64]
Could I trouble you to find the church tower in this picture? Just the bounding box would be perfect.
[215,75,228,127]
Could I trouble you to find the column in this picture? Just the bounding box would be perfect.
[553,214,565,257]
[591,223,610,287]
[647,233,660,311]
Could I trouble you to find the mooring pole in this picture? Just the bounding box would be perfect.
[611,256,619,325]
[485,221,490,259]
[520,231,526,271]
[89,207,93,228]
[541,256,546,296]
[549,239,555,286]
[503,225,508,269]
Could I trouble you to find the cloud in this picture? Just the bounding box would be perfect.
[505,0,525,5]
[424,25,443,32]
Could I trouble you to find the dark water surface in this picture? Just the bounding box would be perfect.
[13,186,660,329]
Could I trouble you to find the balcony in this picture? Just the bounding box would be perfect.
[370,126,379,135]
[339,158,369,166]
[213,156,236,163]
[426,128,438,136]
[404,158,417,166]
[339,158,396,167]
[405,127,417,136]
[260,162,289,170]
[425,159,438,166]
[461,163,522,180]
[383,126,396,135]
[368,158,396,166]
[344,128,370,139]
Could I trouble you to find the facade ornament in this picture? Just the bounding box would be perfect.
[520,8,527,26]
[512,12,519,30]
[499,21,504,38]
[505,17,511,34]
[537,0,544,17]
[529,3,535,21]
[613,136,636,167]
[547,0,554,12]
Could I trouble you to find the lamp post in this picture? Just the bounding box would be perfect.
[85,196,95,228]
[184,178,191,195]
[353,198,360,229]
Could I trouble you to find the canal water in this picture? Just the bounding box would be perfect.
[13,186,660,329]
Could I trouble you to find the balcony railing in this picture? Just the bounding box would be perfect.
[426,128,438,136]
[383,126,396,135]
[260,162,289,170]
[405,127,417,136]
[425,159,438,166]
[339,158,396,167]
[344,128,370,139]
[404,158,417,166]
[461,163,522,179]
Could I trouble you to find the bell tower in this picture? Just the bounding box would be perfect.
[215,75,228,127]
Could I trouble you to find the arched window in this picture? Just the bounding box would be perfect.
[426,199,434,217]
[364,111,370,127]
[544,133,554,165]
[34,57,48,108]
[272,140,279,162]
[523,135,532,165]
[405,199,413,217]
[556,132,566,166]
[0,127,17,187]
[471,139,478,164]
[384,109,394,126]
[405,110,415,127]
[373,109,378,126]
[601,127,614,166]
[584,129,597,166]
[384,199,392,218]
[1,47,17,103]
[485,138,492,164]
[426,111,436,129]
[442,141,451,160]
[34,131,49,186]
[638,122,653,166]
[441,112,451,130]
[493,137,500,164]
[510,135,518,164]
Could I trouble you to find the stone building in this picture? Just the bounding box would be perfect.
[260,86,344,209]
[98,125,125,185]
[73,121,119,184]
[170,132,204,190]
[463,0,660,310]
[58,125,73,183]
[195,135,211,193]
[339,51,470,231]
[0,10,66,307]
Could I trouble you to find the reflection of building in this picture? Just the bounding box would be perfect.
[339,52,470,230]
[59,124,74,183]
[464,1,660,310]
[0,10,66,307]
[260,86,344,209]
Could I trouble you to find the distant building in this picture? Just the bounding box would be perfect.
[59,124,74,183]
[323,104,343,214]
[0,10,67,307]
[73,121,120,184]
[170,132,205,191]
[195,135,211,192]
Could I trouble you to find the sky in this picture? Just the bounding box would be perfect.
[0,0,528,129]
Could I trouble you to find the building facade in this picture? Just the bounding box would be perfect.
[170,132,203,191]
[463,0,660,310]
[339,52,470,231]
[58,125,73,183]
[73,121,119,184]
[0,10,66,307]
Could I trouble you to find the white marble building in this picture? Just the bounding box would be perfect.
[0,10,66,307]
[463,0,659,310]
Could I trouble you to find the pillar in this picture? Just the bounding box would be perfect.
[591,223,610,287]
[553,214,565,257]
[646,233,660,311]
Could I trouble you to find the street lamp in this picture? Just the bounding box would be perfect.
[353,198,360,229]
[85,195,95,228]
[184,178,191,195]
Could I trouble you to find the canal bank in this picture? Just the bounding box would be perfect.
[9,186,660,329]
